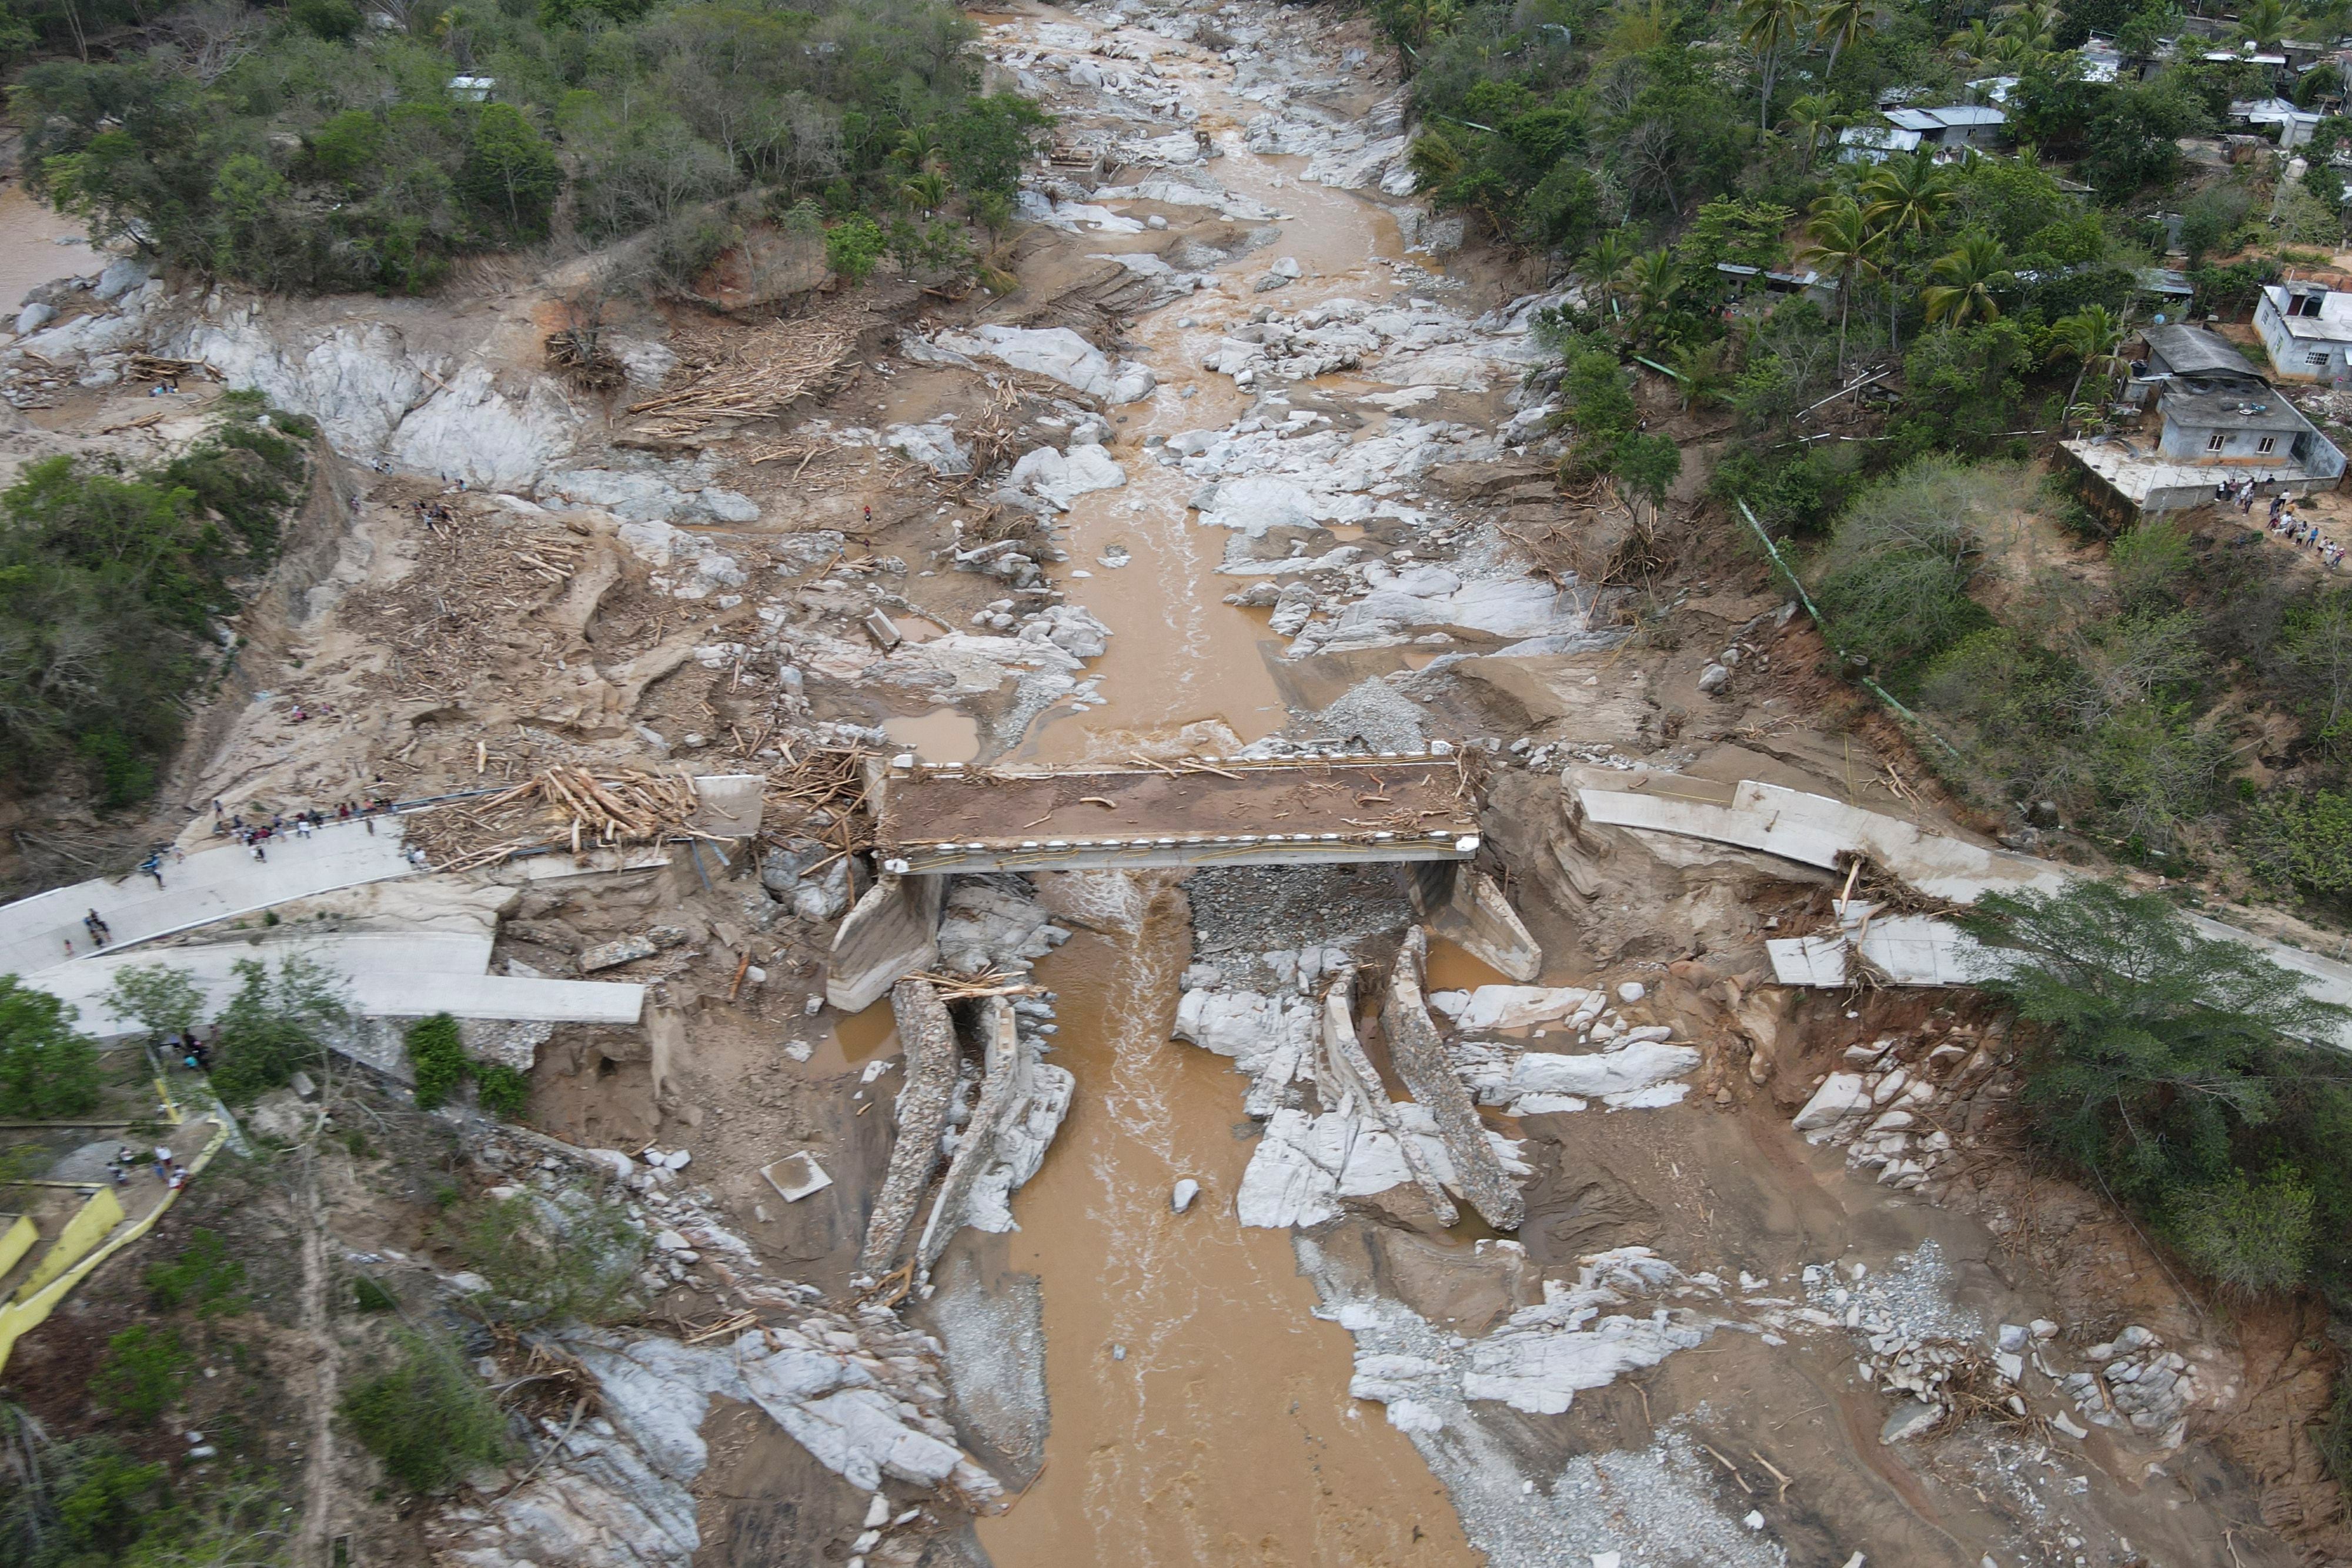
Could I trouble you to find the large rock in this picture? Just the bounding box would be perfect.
[1505,1042,1700,1105]
[884,422,971,476]
[1430,985,1603,1032]
[1005,443,1127,507]
[933,324,1155,404]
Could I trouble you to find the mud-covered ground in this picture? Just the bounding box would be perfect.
[0,0,2343,1563]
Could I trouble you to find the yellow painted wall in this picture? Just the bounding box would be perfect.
[15,1186,123,1302]
[0,1123,229,1376]
[0,1213,35,1280]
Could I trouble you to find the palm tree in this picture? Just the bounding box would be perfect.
[1920,232,2010,326]
[1859,152,1957,243]
[891,126,944,174]
[1784,93,1843,170]
[1945,18,1997,65]
[1994,0,2062,48]
[1628,247,1685,322]
[1737,0,1813,131]
[1797,193,1882,373]
[2231,0,2300,49]
[1579,230,1633,319]
[2049,303,2131,423]
[1815,0,1876,79]
[899,169,950,216]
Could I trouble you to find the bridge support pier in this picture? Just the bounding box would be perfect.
[1400,862,1542,982]
[826,872,946,1014]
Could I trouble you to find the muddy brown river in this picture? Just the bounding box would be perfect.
[963,6,1503,1560]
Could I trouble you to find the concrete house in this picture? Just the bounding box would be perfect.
[2254,279,2352,383]
[2062,324,2346,517]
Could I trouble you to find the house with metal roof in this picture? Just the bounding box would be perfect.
[1837,104,2007,162]
[2229,95,2322,146]
[2255,279,2352,383]
[2061,325,2346,516]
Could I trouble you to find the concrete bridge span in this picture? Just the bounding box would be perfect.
[872,748,1484,875]
[828,748,1538,1011]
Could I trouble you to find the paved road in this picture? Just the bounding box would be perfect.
[0,819,416,980]
[28,931,642,1035]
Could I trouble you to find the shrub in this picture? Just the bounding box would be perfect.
[210,955,349,1105]
[2241,789,2352,902]
[341,1329,510,1493]
[824,215,886,284]
[92,1326,192,1420]
[474,1063,530,1121]
[0,978,102,1119]
[353,1275,399,1312]
[2109,519,2194,613]
[2169,1169,2316,1295]
[406,1014,467,1112]
[1808,458,2025,680]
[449,1188,645,1326]
[146,1229,248,1316]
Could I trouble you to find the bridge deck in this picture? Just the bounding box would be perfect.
[878,752,1482,873]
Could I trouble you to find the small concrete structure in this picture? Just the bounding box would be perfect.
[687,773,767,838]
[827,873,945,1014]
[1402,861,1543,982]
[2254,280,2352,384]
[2229,95,2321,147]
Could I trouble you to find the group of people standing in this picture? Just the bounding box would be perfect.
[2218,479,2346,571]
[212,795,398,858]
[2264,493,2345,570]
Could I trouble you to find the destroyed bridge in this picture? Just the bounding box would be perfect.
[826,748,1539,1010]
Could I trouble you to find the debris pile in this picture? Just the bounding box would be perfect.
[1788,1021,2001,1193]
[431,1126,1002,1567]
[623,315,865,440]
[411,765,720,868]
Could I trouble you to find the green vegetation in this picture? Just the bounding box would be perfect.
[340,1328,511,1493]
[103,964,206,1043]
[11,0,1045,294]
[405,1013,467,1112]
[0,399,310,808]
[145,1229,249,1316]
[0,1407,201,1568]
[405,1011,527,1119]
[209,954,349,1105]
[447,1186,645,1326]
[91,1325,194,1420]
[473,1062,532,1121]
[0,978,102,1119]
[1959,880,2352,1298]
[1808,456,2011,681]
